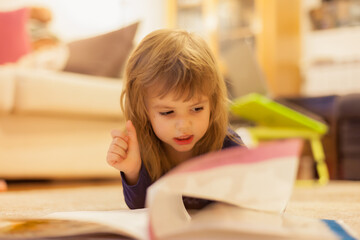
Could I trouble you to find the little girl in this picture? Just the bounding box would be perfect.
[106,29,243,209]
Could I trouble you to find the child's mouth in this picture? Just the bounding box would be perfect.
[173,135,194,145]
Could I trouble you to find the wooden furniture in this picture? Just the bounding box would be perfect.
[334,93,360,180]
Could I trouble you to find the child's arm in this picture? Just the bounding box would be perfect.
[121,162,152,209]
[106,120,142,185]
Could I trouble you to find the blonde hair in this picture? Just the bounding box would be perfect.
[121,29,229,181]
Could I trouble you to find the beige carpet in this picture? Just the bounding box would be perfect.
[0,180,127,219]
[0,180,359,237]
[287,180,360,236]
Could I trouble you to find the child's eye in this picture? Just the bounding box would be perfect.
[159,110,174,116]
[192,107,204,112]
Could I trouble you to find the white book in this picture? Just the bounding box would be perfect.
[0,139,357,240]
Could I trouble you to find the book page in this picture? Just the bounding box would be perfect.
[1,139,357,240]
[159,203,351,240]
[147,139,302,238]
[47,209,148,239]
[0,209,148,240]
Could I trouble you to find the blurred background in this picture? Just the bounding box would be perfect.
[0,0,359,184]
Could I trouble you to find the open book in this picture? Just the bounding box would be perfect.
[0,139,357,240]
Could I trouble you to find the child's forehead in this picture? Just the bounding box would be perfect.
[146,89,207,103]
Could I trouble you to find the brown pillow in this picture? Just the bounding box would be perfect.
[63,22,139,78]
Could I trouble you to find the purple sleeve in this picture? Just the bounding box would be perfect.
[121,162,152,209]
[222,128,244,149]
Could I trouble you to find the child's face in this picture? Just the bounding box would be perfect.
[146,91,210,154]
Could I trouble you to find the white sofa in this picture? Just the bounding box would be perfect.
[0,66,124,179]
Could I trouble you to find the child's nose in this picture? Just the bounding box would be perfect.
[175,118,191,131]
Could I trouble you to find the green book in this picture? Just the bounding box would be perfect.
[230,93,328,135]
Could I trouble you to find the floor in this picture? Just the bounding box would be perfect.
[0,180,126,218]
[286,180,360,237]
[0,180,359,238]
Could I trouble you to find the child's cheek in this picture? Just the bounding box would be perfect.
[150,116,166,140]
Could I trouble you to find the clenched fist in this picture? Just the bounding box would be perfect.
[106,120,141,185]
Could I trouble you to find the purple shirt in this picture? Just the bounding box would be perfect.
[121,129,243,209]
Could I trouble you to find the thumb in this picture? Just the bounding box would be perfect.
[126,120,138,140]
[126,120,140,154]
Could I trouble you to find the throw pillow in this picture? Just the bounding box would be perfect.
[63,22,139,78]
[0,8,31,65]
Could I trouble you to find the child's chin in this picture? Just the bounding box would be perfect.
[173,144,194,152]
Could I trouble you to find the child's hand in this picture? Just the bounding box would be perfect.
[106,120,141,185]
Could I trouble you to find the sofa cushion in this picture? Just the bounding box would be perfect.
[0,115,121,179]
[63,22,139,78]
[17,44,69,71]
[0,66,16,113]
[0,8,31,65]
[13,68,123,119]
